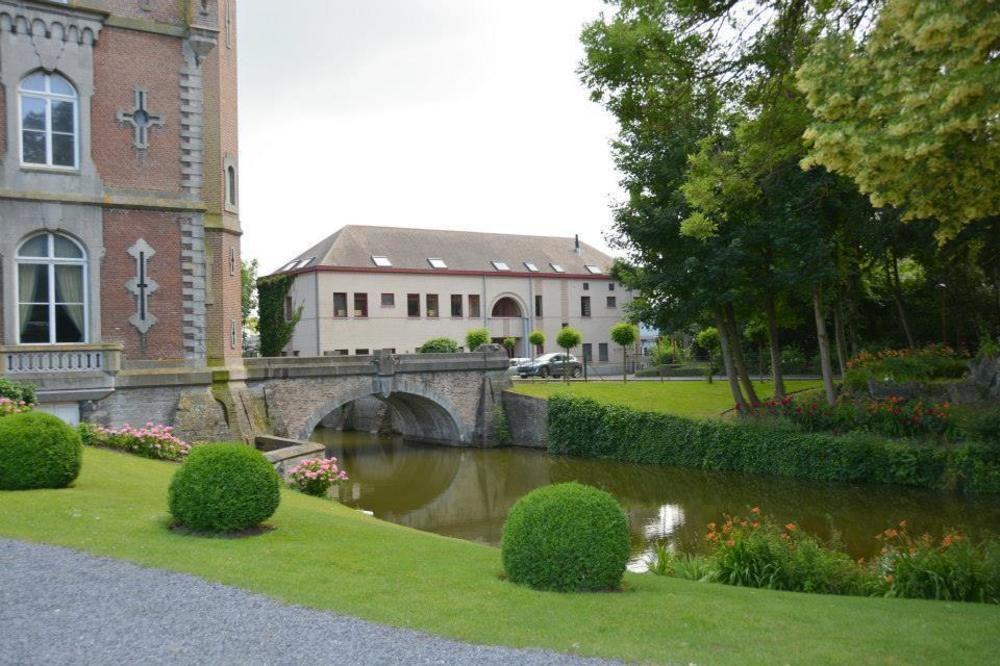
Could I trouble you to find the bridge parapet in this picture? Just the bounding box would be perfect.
[244,350,509,380]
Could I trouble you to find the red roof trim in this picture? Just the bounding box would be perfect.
[280,265,612,280]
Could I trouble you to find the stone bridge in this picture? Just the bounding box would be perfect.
[242,348,512,445]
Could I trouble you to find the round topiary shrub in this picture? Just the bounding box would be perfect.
[501,482,630,592]
[168,443,281,534]
[0,411,82,490]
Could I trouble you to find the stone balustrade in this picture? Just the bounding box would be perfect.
[1,343,123,377]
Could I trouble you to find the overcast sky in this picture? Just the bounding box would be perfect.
[238,0,622,273]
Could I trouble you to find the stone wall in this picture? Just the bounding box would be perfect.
[501,390,547,449]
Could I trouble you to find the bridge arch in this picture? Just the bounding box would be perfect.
[295,381,466,444]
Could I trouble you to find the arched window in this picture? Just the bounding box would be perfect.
[491,297,523,318]
[227,165,237,206]
[16,233,88,344]
[19,72,78,169]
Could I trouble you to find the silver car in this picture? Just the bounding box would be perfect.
[516,353,583,379]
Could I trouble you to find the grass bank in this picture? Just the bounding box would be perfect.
[512,379,821,419]
[2,448,998,664]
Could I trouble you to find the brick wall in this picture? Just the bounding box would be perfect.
[0,81,6,157]
[101,209,186,361]
[92,26,185,195]
[204,230,243,361]
[93,0,188,27]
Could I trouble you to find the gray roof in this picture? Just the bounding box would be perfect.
[273,225,614,276]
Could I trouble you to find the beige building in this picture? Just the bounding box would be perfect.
[272,226,632,366]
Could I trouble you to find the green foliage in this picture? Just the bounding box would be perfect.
[528,330,545,349]
[694,327,720,355]
[0,411,81,490]
[502,337,517,352]
[961,408,1000,447]
[257,274,301,357]
[649,342,674,367]
[844,346,969,391]
[879,527,1000,603]
[491,403,511,447]
[241,258,258,325]
[610,322,639,348]
[0,378,36,405]
[168,443,281,533]
[465,328,490,351]
[555,327,582,351]
[647,543,710,581]
[418,337,460,354]
[798,0,1000,240]
[546,395,1000,494]
[501,482,630,592]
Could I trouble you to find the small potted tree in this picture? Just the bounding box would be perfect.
[466,327,490,352]
[556,327,582,383]
[610,322,639,383]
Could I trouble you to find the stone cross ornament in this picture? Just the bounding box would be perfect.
[117,88,164,149]
[126,239,159,334]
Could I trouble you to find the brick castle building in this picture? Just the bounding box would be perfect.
[0,0,244,437]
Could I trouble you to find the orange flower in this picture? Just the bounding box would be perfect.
[752,521,760,529]
[725,540,735,548]
[941,535,953,548]
[898,520,907,529]
[751,506,761,514]
[885,575,894,583]
[785,523,797,532]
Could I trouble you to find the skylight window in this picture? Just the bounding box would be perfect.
[280,261,298,272]
[585,265,603,274]
[550,263,565,273]
[301,257,316,268]
[524,262,540,272]
[371,255,392,267]
[492,261,511,272]
[428,258,447,269]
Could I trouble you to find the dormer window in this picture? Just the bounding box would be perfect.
[428,258,447,269]
[372,255,392,267]
[524,262,539,272]
[492,261,511,272]
[550,263,565,273]
[19,71,78,169]
[585,265,603,274]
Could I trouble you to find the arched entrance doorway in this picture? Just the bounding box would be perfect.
[490,297,525,357]
[490,297,522,317]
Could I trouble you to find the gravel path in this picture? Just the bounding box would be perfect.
[0,539,614,666]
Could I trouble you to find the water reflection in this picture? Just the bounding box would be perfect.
[312,429,1000,570]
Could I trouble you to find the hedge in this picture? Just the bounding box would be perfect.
[547,395,1000,494]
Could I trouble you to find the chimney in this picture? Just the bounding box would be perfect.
[574,234,581,255]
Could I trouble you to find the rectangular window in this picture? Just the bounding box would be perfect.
[372,255,392,267]
[535,295,543,317]
[353,292,368,317]
[599,343,609,362]
[428,258,447,269]
[524,262,539,272]
[333,292,348,318]
[607,296,617,308]
[583,283,590,291]
[426,294,439,318]
[283,296,293,321]
[469,294,481,318]
[492,261,510,271]
[335,349,349,356]
[609,282,616,291]
[585,265,603,274]
[355,349,370,356]
[582,343,593,362]
[381,293,395,307]
[451,294,463,317]
[407,293,420,317]
[581,296,591,318]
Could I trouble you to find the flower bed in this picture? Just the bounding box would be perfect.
[0,397,32,418]
[79,422,191,462]
[287,457,348,496]
[651,508,999,604]
[844,345,969,391]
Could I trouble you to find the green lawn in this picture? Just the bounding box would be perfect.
[2,448,998,664]
[512,379,822,419]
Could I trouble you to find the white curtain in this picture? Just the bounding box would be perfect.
[18,263,42,340]
[55,264,86,340]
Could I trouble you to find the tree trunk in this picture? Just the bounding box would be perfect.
[813,287,837,406]
[833,298,848,379]
[724,303,761,405]
[622,345,628,384]
[716,308,747,411]
[765,294,786,400]
[887,253,916,349]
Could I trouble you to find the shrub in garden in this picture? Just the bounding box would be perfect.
[417,337,460,354]
[844,345,968,391]
[79,422,191,461]
[0,411,82,490]
[961,408,1000,447]
[287,457,348,497]
[0,377,36,405]
[501,482,630,592]
[168,443,281,533]
[465,328,490,351]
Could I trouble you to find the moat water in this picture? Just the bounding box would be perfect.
[311,428,1000,571]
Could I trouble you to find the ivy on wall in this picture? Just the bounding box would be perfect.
[257,274,301,357]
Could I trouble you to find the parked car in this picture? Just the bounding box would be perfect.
[516,353,583,379]
[506,357,531,375]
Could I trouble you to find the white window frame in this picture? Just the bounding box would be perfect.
[524,262,540,272]
[372,255,392,267]
[492,261,511,272]
[18,72,80,171]
[14,232,89,345]
[427,258,447,269]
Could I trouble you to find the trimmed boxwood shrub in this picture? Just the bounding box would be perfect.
[168,443,281,533]
[547,395,1000,494]
[501,482,630,592]
[0,411,82,490]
